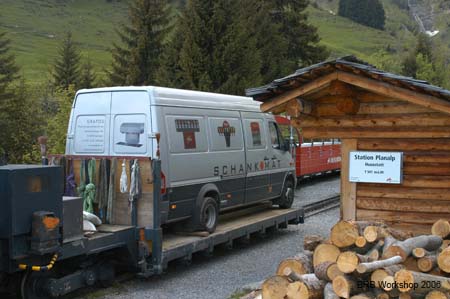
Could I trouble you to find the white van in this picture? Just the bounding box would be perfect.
[66,87,296,232]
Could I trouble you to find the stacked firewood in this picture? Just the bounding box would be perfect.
[241,220,450,299]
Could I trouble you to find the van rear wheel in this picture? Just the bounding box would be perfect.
[278,180,294,209]
[193,197,219,233]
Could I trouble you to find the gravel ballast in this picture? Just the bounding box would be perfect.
[70,175,340,299]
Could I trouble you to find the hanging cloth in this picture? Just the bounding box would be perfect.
[77,160,87,200]
[106,158,117,224]
[128,159,142,213]
[96,159,108,209]
[65,160,76,197]
[120,159,128,193]
[84,159,96,213]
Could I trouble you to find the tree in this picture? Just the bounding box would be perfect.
[46,87,76,154]
[0,31,20,161]
[159,0,327,94]
[78,58,96,89]
[52,31,81,89]
[415,33,433,61]
[0,31,19,102]
[160,0,262,95]
[271,0,329,69]
[108,0,171,86]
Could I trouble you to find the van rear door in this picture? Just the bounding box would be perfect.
[110,91,151,157]
[67,91,111,155]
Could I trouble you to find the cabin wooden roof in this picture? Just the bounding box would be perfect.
[246,56,450,115]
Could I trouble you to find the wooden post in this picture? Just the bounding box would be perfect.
[341,139,357,220]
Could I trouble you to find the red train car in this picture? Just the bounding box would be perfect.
[275,115,341,178]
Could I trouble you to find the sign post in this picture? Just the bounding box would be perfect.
[349,151,403,184]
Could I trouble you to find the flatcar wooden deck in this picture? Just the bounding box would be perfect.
[160,203,304,268]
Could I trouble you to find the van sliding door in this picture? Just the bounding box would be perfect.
[242,113,271,203]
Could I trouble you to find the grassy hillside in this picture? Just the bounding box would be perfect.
[0,0,448,85]
[0,0,128,84]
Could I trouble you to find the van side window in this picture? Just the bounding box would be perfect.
[209,118,243,151]
[269,122,281,149]
[244,119,266,149]
[166,116,207,153]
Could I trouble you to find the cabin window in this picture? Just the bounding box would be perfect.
[209,117,243,151]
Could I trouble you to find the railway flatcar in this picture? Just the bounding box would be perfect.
[275,116,341,178]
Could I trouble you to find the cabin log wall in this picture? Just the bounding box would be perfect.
[289,89,450,234]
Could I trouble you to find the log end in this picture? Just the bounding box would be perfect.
[337,251,359,274]
[332,275,352,298]
[394,270,414,293]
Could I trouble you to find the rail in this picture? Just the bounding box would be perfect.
[302,195,340,218]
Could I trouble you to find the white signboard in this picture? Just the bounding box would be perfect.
[349,151,403,184]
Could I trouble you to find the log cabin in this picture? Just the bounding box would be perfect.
[246,56,450,235]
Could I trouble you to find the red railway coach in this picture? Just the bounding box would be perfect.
[275,115,341,178]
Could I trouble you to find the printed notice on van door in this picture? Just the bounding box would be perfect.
[74,115,105,153]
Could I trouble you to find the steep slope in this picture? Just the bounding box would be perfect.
[0,0,128,83]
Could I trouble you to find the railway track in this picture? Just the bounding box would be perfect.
[302,195,340,218]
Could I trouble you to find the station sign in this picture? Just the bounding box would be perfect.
[349,151,403,184]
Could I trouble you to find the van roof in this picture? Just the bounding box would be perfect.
[76,86,262,112]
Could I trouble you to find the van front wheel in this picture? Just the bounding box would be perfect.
[278,180,294,209]
[197,197,219,233]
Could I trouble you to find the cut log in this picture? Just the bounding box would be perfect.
[324,282,339,299]
[315,262,343,282]
[261,276,289,299]
[366,239,385,261]
[418,255,438,273]
[338,251,375,274]
[383,235,443,261]
[383,236,398,255]
[364,226,381,243]
[315,261,338,282]
[304,235,327,252]
[357,255,403,274]
[426,291,450,299]
[276,251,313,276]
[330,221,360,248]
[404,256,422,272]
[370,264,404,288]
[438,247,450,273]
[282,268,316,284]
[355,236,368,249]
[332,275,359,298]
[380,275,395,291]
[313,244,340,267]
[394,270,450,293]
[283,273,325,299]
[432,220,450,239]
[412,247,431,259]
[337,251,360,274]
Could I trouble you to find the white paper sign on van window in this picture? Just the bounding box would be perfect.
[74,115,106,153]
[349,151,403,184]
